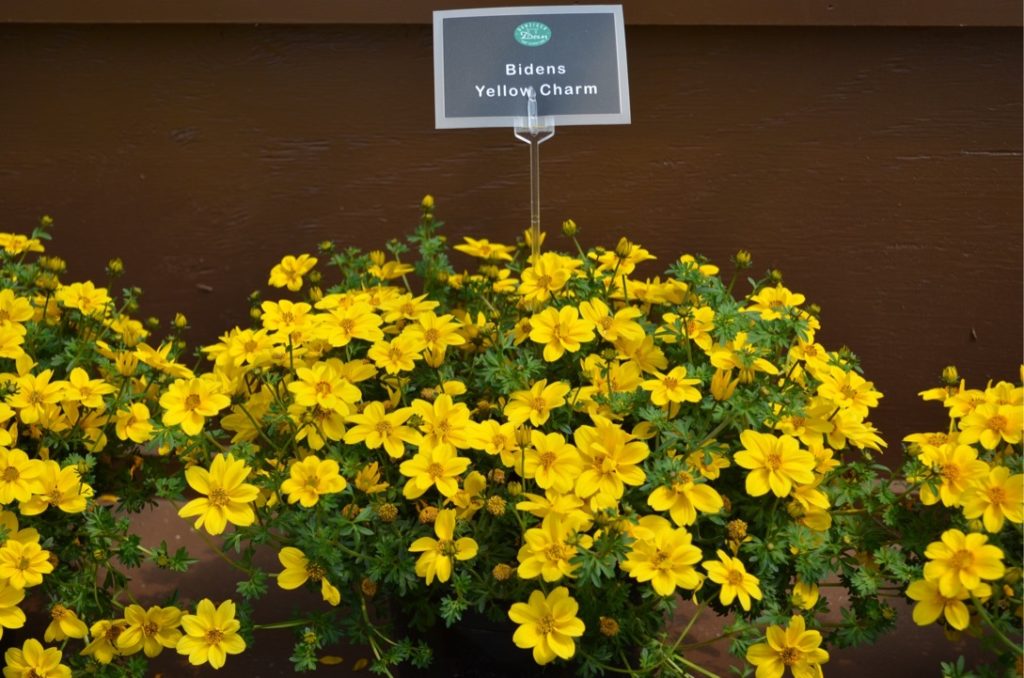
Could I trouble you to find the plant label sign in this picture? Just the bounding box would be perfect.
[433,5,631,129]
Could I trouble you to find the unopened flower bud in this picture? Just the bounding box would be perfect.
[303,630,318,645]
[106,258,124,277]
[710,368,739,402]
[419,506,439,524]
[318,240,335,253]
[419,387,437,402]
[40,215,54,228]
[492,563,514,581]
[249,307,263,321]
[769,269,784,283]
[488,469,506,485]
[308,286,323,302]
[562,219,578,237]
[361,578,378,598]
[145,317,160,330]
[421,194,435,211]
[614,237,633,259]
[599,616,620,637]
[486,496,507,516]
[733,250,752,269]
[308,270,322,285]
[173,313,188,329]
[341,503,361,519]
[941,365,960,386]
[376,503,398,523]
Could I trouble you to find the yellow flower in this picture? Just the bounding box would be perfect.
[529,306,595,362]
[0,290,33,328]
[176,599,246,669]
[411,394,474,454]
[906,578,976,631]
[453,236,515,261]
[2,638,71,678]
[573,417,649,501]
[504,379,571,427]
[315,302,384,347]
[380,293,439,323]
[353,462,389,494]
[745,615,829,678]
[659,307,715,352]
[287,362,361,415]
[961,466,1024,532]
[134,341,194,379]
[42,604,86,642]
[641,366,701,406]
[958,402,1023,449]
[791,580,820,610]
[62,367,115,409]
[709,367,739,401]
[367,334,425,375]
[468,420,522,468]
[409,508,478,584]
[703,550,763,611]
[508,587,585,665]
[709,332,779,383]
[578,298,645,344]
[399,445,470,499]
[344,402,420,458]
[0,581,26,640]
[114,403,154,444]
[276,547,341,606]
[522,430,583,494]
[0,448,42,505]
[19,461,93,515]
[918,443,989,507]
[746,284,806,321]
[407,312,466,366]
[647,469,723,526]
[815,365,883,419]
[0,233,45,255]
[734,431,815,498]
[159,377,231,436]
[517,515,580,582]
[178,453,260,535]
[6,370,65,425]
[923,529,1005,597]
[55,281,111,316]
[0,538,53,589]
[620,518,703,596]
[686,448,731,480]
[268,254,317,291]
[280,456,347,508]
[117,604,182,658]
[518,252,575,304]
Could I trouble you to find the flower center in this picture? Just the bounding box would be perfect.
[939,463,961,484]
[427,463,445,480]
[424,329,440,343]
[727,570,745,586]
[986,486,1007,505]
[305,475,320,489]
[51,605,68,620]
[2,466,19,482]
[765,453,783,471]
[531,397,548,412]
[780,647,801,666]
[339,318,355,333]
[388,347,404,362]
[536,275,552,290]
[208,487,230,508]
[988,415,1008,432]
[651,550,669,568]
[438,540,458,557]
[544,544,570,562]
[539,451,558,469]
[184,393,202,410]
[315,381,332,396]
[243,340,258,353]
[307,564,326,582]
[375,421,393,436]
[538,614,556,635]
[205,629,225,646]
[143,621,159,637]
[949,548,973,570]
[663,377,678,390]
[47,488,64,505]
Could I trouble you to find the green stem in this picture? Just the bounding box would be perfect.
[971,595,1024,656]
[674,655,721,678]
[252,618,313,631]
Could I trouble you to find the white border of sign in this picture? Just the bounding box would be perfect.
[433,5,631,129]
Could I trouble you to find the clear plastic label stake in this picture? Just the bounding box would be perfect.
[514,88,555,262]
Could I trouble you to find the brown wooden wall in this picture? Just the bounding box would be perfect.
[0,18,1020,445]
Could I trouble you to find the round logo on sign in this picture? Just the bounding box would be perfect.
[514,21,552,47]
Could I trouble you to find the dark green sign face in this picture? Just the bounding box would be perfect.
[434,6,631,129]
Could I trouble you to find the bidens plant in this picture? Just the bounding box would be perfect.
[160,197,892,676]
